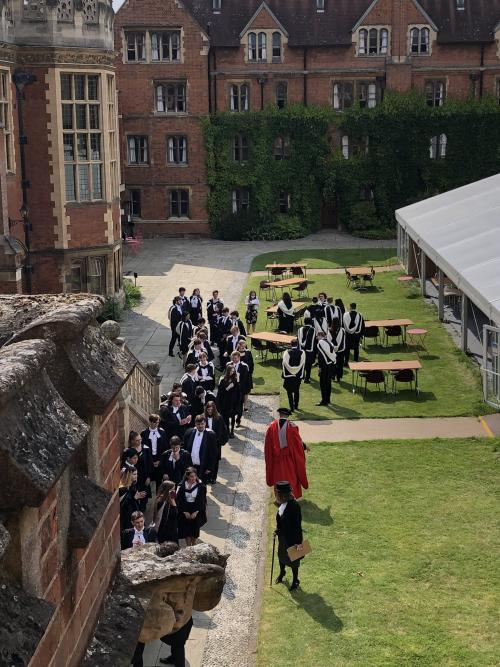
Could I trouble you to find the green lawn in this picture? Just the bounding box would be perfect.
[258,438,500,667]
[250,248,398,272]
[240,270,489,419]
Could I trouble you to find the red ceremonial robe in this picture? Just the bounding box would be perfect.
[264,419,308,499]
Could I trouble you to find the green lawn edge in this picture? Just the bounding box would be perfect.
[250,248,398,271]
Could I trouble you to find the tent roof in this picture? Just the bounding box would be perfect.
[396,174,500,325]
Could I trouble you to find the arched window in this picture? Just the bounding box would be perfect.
[358,29,367,55]
[248,32,257,61]
[258,32,267,61]
[274,136,291,160]
[410,28,419,53]
[368,29,378,54]
[421,28,430,53]
[272,32,282,60]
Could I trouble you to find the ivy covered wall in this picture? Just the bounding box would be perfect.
[203,93,500,240]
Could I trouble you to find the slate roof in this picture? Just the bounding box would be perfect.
[183,0,500,47]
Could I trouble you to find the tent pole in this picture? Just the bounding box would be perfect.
[420,251,426,297]
[461,294,468,352]
[438,269,444,321]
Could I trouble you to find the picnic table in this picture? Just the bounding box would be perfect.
[365,319,414,344]
[265,301,306,314]
[348,360,422,395]
[266,263,307,278]
[346,266,373,277]
[248,331,296,344]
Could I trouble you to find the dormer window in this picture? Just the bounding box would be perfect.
[316,0,325,11]
[456,0,465,9]
[357,27,389,56]
[410,27,430,54]
[272,32,282,61]
[213,0,221,12]
[248,32,268,62]
[248,32,257,60]
[258,33,267,61]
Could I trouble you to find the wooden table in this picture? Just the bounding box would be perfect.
[248,331,296,344]
[407,328,428,353]
[346,267,373,277]
[264,277,306,297]
[348,360,422,394]
[365,319,414,344]
[265,301,306,314]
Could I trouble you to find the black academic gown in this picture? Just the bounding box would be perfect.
[162,405,192,440]
[121,526,157,550]
[140,427,168,484]
[276,499,303,567]
[183,427,218,482]
[160,448,192,485]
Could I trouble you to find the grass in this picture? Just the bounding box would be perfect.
[258,438,500,667]
[240,269,490,419]
[250,248,398,272]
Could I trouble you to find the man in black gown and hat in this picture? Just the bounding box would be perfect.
[274,480,304,591]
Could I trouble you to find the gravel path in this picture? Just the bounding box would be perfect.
[201,395,277,667]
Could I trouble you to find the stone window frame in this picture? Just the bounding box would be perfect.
[126,135,149,166]
[151,30,182,63]
[231,188,250,213]
[408,25,433,56]
[167,135,188,165]
[69,255,107,295]
[168,187,190,219]
[155,81,187,114]
[355,26,391,57]
[332,79,379,111]
[242,29,286,64]
[229,83,249,112]
[232,134,249,163]
[425,79,446,107]
[429,133,447,160]
[0,68,15,173]
[125,31,146,62]
[123,28,184,64]
[276,81,287,109]
[106,74,119,199]
[60,72,104,203]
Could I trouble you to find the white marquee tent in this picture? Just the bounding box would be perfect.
[396,173,500,326]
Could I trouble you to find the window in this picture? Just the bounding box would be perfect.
[167,136,187,164]
[70,259,85,293]
[258,32,267,61]
[430,134,447,159]
[341,135,349,159]
[425,80,445,107]
[126,32,145,61]
[274,136,291,160]
[0,70,13,172]
[316,0,325,11]
[128,136,148,165]
[151,31,181,62]
[272,32,282,60]
[170,189,189,217]
[130,189,141,217]
[333,81,378,110]
[358,27,388,55]
[276,82,287,109]
[88,257,106,295]
[456,0,465,9]
[232,189,250,213]
[341,135,367,159]
[279,191,290,213]
[156,83,186,113]
[213,0,221,11]
[61,73,103,202]
[358,82,377,109]
[410,27,430,54]
[230,84,249,112]
[232,135,249,163]
[107,75,119,198]
[248,32,257,61]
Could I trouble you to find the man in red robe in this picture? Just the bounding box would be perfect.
[264,408,308,499]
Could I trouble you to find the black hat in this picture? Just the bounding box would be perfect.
[277,407,292,416]
[275,481,292,493]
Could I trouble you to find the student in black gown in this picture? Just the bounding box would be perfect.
[121,510,157,550]
[168,296,185,358]
[160,436,192,485]
[204,401,229,483]
[217,364,242,437]
[119,466,145,534]
[237,339,254,412]
[128,430,152,511]
[190,385,217,421]
[176,467,207,546]
[176,312,193,363]
[162,392,192,441]
[206,290,224,344]
[277,292,295,334]
[189,288,203,324]
[195,351,216,392]
[229,350,250,426]
[153,480,179,544]
[274,480,304,592]
[140,413,168,493]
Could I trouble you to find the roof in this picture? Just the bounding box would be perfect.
[396,174,500,325]
[183,0,500,47]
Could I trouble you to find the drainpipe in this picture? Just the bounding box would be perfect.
[213,46,218,111]
[303,47,308,106]
[257,77,266,110]
[206,24,212,113]
[479,42,485,100]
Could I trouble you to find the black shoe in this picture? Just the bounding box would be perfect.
[230,431,235,438]
[159,656,174,665]
[235,420,241,427]
[289,580,300,591]
[304,379,310,384]
[168,352,175,357]
[316,401,328,406]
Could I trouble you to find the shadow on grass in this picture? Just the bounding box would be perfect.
[299,500,333,526]
[294,590,343,632]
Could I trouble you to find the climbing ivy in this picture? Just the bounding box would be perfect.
[203,93,500,239]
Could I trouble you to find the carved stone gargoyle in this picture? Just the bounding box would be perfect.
[121,543,228,643]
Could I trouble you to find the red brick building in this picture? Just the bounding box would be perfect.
[114,0,500,236]
[0,0,122,296]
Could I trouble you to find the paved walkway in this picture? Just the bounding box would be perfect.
[121,231,395,391]
[297,416,488,443]
[142,395,275,667]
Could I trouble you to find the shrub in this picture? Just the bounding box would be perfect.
[123,278,142,310]
[243,215,306,241]
[97,296,123,323]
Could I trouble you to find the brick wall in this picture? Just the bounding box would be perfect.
[26,399,122,667]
